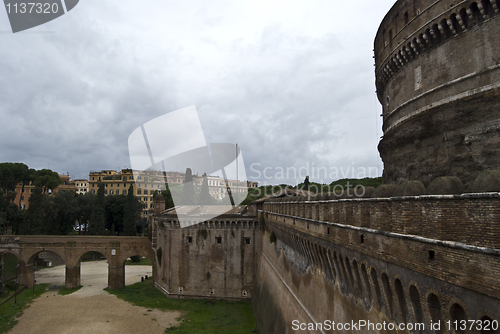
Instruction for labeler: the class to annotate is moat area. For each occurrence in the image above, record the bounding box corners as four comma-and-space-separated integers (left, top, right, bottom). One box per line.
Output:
7, 261, 182, 334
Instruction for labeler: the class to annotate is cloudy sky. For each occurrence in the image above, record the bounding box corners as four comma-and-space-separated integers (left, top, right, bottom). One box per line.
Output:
0, 0, 396, 186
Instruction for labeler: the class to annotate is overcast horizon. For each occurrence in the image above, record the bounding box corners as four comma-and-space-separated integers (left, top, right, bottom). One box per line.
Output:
0, 0, 396, 186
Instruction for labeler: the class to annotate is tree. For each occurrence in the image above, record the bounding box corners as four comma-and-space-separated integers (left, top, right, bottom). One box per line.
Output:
76, 192, 95, 234
50, 191, 79, 235
180, 168, 195, 205
105, 194, 127, 235
32, 169, 62, 193
199, 173, 212, 205
0, 162, 30, 195
22, 186, 50, 234
88, 183, 106, 235
123, 184, 137, 236
158, 183, 175, 210
302, 176, 310, 192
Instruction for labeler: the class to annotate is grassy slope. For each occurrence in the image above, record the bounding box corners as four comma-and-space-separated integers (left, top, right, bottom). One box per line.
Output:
0, 284, 49, 334
107, 280, 258, 333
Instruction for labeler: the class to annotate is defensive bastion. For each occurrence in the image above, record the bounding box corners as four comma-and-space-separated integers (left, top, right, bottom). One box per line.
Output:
375, 0, 500, 187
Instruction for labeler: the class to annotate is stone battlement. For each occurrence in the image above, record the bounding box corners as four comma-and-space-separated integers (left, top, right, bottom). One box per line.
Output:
263, 192, 500, 249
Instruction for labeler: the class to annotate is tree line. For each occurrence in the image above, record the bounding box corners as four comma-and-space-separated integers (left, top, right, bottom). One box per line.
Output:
0, 163, 143, 236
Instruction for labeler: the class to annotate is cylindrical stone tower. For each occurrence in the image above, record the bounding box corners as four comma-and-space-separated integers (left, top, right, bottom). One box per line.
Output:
375, 0, 500, 187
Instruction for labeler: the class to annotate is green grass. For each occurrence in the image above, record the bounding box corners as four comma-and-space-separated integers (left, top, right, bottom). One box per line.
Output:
107, 280, 258, 333
125, 258, 152, 266
58, 286, 83, 295
2, 254, 19, 277
0, 284, 49, 334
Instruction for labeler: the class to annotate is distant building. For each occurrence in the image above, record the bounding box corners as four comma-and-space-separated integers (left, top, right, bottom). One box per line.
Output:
88, 169, 259, 216
73, 179, 89, 194
14, 173, 76, 209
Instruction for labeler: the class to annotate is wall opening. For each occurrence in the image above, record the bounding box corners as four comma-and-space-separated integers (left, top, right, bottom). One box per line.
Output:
352, 260, 363, 300
382, 273, 394, 319
427, 293, 443, 334
371, 268, 383, 311
409, 285, 424, 325
394, 279, 408, 324
361, 264, 372, 307
78, 251, 108, 289
124, 255, 152, 286
450, 303, 467, 334
429, 250, 435, 261
345, 257, 359, 298
480, 315, 499, 333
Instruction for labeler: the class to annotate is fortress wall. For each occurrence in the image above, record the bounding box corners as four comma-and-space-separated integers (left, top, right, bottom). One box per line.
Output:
266, 195, 500, 249
253, 199, 500, 333
154, 218, 259, 299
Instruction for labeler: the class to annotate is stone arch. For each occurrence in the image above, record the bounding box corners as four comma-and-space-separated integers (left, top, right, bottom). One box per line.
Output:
1, 252, 19, 281
370, 267, 383, 311
394, 278, 408, 324
477, 314, 499, 333
439, 19, 451, 38
382, 273, 394, 320
481, 0, 495, 17
27, 248, 66, 266
121, 251, 153, 286
448, 14, 460, 34
338, 253, 351, 294
432, 23, 442, 42
345, 257, 359, 298
458, 8, 470, 29
449, 301, 469, 334
360, 263, 372, 307
409, 284, 424, 325
470, 2, 482, 23
325, 248, 336, 281
352, 259, 363, 300
427, 292, 444, 334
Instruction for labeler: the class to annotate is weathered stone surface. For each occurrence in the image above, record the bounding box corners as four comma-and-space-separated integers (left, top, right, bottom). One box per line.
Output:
375, 0, 500, 187
426, 176, 465, 195
394, 180, 426, 196
468, 170, 500, 193
372, 184, 397, 198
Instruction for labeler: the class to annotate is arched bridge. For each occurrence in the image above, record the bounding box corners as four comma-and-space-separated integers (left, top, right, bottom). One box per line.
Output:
0, 235, 153, 289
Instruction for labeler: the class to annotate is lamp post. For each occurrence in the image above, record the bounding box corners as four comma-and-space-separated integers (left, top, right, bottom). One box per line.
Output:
33, 264, 36, 293
14, 264, 18, 304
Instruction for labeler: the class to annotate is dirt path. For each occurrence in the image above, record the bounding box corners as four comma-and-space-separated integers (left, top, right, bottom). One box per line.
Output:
7, 261, 182, 334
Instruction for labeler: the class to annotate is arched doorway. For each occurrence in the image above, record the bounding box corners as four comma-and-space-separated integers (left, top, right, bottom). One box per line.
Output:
0, 252, 19, 298
77, 251, 108, 292
123, 254, 152, 286
28, 250, 65, 289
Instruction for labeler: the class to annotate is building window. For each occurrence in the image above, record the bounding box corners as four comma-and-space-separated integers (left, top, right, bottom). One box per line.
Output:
21, 195, 24, 200
144, 190, 148, 195
429, 250, 435, 261
245, 237, 251, 245
116, 190, 120, 195
138, 189, 142, 195
216, 236, 222, 244
187, 236, 193, 243
123, 190, 127, 195
104, 190, 108, 194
